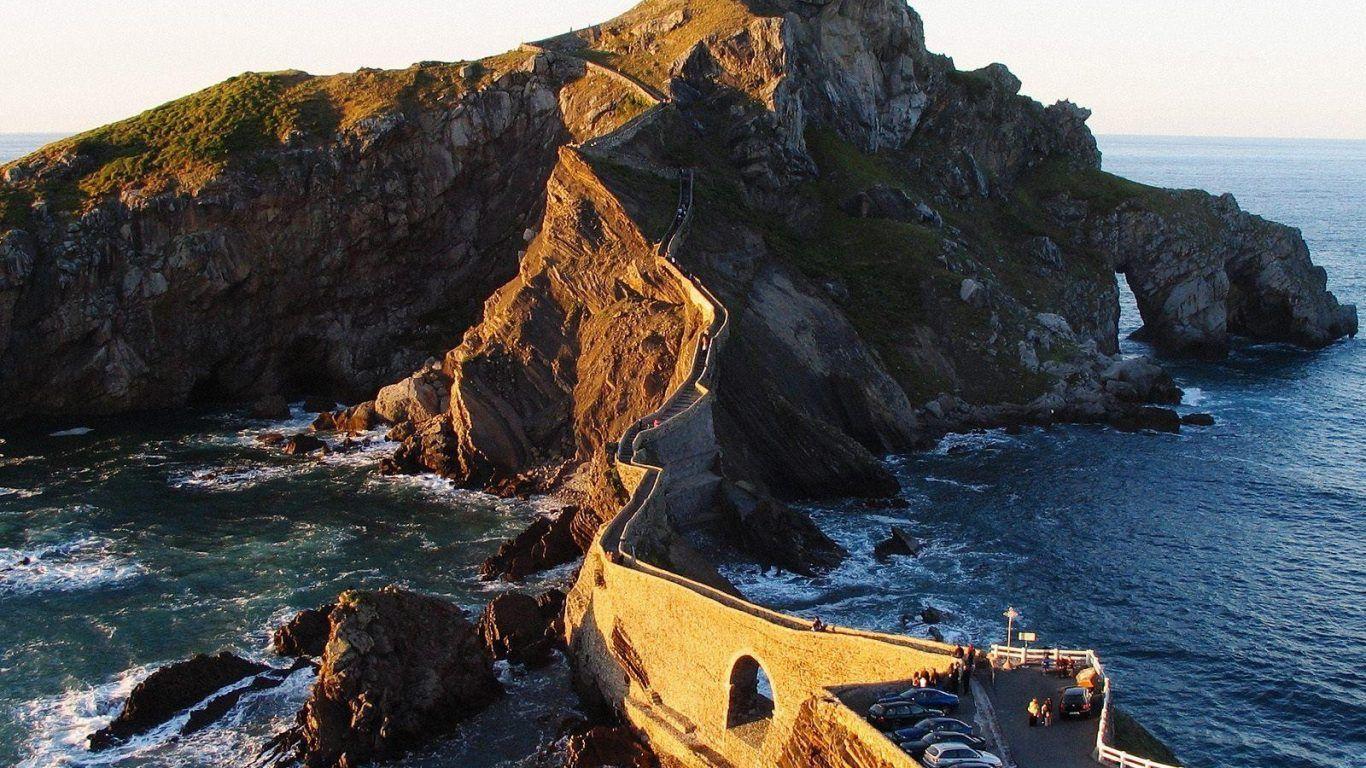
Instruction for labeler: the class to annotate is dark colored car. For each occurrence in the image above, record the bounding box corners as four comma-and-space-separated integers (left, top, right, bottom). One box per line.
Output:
890, 717, 975, 743
900, 731, 989, 759
1059, 686, 1102, 718
878, 687, 961, 713
866, 700, 945, 730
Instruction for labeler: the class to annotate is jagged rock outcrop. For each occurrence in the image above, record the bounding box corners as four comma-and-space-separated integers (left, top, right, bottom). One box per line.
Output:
270, 586, 500, 768
273, 604, 335, 658
357, 0, 1354, 581
717, 480, 847, 575
1090, 191, 1357, 354
88, 652, 267, 750
384, 145, 704, 528
0, 49, 651, 418
475, 589, 566, 667
478, 506, 586, 580
2, 0, 1354, 571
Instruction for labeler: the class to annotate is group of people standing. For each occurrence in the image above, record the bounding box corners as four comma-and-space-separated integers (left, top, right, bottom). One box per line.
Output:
909, 643, 980, 695
1027, 696, 1055, 727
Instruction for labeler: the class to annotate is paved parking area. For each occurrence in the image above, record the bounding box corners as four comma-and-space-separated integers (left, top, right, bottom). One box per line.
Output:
835, 678, 992, 757
983, 667, 1100, 768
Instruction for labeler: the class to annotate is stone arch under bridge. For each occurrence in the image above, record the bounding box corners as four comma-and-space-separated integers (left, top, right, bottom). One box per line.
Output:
725, 652, 776, 732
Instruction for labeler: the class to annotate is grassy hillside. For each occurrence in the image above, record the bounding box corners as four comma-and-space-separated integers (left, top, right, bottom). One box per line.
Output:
0, 51, 534, 219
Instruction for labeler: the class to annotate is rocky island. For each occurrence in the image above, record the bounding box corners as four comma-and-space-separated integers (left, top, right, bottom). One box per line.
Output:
0, 1, 1355, 767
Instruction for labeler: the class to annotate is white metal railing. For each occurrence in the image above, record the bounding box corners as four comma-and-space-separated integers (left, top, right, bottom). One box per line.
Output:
988, 645, 1180, 768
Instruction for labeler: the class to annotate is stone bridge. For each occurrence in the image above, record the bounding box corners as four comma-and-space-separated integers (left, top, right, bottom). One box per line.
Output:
564, 164, 960, 768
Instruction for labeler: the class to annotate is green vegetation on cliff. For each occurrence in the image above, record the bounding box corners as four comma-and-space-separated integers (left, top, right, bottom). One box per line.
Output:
1, 53, 534, 218
548, 0, 757, 90
773, 129, 1076, 405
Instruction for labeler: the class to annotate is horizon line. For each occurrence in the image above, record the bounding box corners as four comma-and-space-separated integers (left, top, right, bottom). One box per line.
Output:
4, 130, 1365, 145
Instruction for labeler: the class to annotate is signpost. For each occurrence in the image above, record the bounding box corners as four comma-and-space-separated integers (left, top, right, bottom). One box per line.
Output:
1018, 631, 1037, 659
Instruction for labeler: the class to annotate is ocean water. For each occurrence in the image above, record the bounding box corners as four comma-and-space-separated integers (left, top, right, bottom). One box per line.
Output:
0, 407, 580, 767
723, 136, 1366, 767
1, 133, 1363, 768
0, 134, 67, 163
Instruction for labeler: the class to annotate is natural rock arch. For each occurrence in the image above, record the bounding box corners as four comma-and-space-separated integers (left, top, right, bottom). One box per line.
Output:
725, 653, 776, 731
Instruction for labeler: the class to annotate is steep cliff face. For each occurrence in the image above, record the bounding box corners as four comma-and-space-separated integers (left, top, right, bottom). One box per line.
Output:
0, 51, 649, 416
2, 0, 1354, 470
385, 144, 704, 528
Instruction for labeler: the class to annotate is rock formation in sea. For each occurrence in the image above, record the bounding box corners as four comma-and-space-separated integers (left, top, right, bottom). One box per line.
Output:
87, 652, 275, 750
267, 586, 501, 768
1, 0, 1358, 759
2, 0, 1354, 578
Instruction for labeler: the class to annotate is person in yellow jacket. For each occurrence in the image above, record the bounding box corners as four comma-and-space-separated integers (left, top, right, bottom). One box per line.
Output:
1027, 697, 1041, 727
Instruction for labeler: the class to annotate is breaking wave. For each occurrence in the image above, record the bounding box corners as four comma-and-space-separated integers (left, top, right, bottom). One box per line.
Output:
0, 536, 144, 596
14, 661, 315, 768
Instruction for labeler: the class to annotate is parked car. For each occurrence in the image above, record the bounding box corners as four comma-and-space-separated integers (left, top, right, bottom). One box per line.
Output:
900, 731, 989, 759
921, 742, 1004, 767
890, 717, 974, 743
877, 687, 961, 713
1059, 686, 1102, 719
866, 700, 945, 730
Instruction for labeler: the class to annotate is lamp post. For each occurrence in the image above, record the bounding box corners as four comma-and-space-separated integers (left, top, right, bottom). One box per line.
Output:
1003, 606, 1020, 649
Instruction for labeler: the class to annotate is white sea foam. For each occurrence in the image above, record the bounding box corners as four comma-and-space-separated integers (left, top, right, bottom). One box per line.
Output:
14, 663, 148, 768
718, 500, 1021, 648
49, 427, 94, 437
167, 464, 296, 491
15, 661, 315, 768
932, 430, 1017, 456
0, 536, 144, 596
924, 476, 991, 492
1183, 387, 1208, 407
0, 486, 42, 499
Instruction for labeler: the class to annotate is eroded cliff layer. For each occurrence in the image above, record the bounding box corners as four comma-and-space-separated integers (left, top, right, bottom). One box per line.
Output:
1, 0, 1355, 486
0, 50, 650, 415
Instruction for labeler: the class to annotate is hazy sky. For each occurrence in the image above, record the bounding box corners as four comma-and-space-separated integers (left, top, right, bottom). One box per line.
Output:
2, 1, 1364, 139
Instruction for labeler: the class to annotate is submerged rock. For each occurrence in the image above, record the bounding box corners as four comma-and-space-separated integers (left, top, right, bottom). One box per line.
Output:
718, 482, 846, 576
281, 433, 326, 455
270, 586, 500, 768
874, 526, 923, 560
479, 506, 584, 581
88, 652, 267, 750
1182, 412, 1216, 427
1111, 406, 1182, 434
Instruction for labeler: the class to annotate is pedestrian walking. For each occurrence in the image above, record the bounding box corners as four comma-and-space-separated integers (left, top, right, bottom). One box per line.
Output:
1027, 698, 1040, 727
1043, 697, 1054, 726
